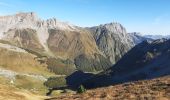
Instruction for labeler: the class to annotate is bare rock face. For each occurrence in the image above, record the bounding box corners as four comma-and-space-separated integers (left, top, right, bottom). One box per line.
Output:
88, 23, 134, 64
0, 12, 134, 73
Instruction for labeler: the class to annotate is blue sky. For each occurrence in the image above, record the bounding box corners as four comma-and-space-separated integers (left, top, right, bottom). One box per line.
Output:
0, 0, 170, 35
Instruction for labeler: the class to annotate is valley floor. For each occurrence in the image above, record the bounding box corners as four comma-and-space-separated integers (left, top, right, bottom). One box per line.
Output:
47, 76, 170, 100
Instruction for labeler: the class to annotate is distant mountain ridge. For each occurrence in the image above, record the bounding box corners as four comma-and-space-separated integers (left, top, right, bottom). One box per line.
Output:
144, 35, 170, 40
128, 32, 153, 45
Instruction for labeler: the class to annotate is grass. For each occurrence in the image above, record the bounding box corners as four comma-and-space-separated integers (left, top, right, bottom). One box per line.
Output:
0, 48, 55, 77
46, 58, 76, 75
0, 83, 47, 100
14, 75, 48, 95
48, 76, 170, 100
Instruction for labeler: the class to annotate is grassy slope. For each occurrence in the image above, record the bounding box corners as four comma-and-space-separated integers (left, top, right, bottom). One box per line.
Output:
0, 82, 48, 100
0, 47, 54, 77
48, 76, 170, 100
0, 46, 55, 95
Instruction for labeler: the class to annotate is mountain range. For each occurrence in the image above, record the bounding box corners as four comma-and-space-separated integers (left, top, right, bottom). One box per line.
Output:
0, 12, 169, 100
0, 12, 135, 74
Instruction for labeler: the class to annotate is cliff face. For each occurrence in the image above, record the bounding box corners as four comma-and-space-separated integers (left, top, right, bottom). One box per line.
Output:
89, 23, 134, 64
0, 12, 134, 73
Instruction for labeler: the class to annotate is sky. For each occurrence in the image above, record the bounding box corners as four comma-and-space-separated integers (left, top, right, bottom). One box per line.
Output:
0, 0, 170, 35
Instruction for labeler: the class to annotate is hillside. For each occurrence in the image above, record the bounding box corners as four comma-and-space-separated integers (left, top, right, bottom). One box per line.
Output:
0, 83, 47, 100
83, 39, 170, 88
0, 41, 56, 95
47, 76, 170, 100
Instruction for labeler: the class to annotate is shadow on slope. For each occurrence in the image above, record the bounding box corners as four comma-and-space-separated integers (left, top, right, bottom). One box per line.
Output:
82, 39, 170, 89
45, 70, 95, 95
66, 70, 95, 89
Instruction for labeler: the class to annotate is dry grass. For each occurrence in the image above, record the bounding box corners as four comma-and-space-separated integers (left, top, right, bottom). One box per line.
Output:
0, 48, 54, 77
48, 76, 170, 100
0, 83, 48, 100
14, 75, 49, 95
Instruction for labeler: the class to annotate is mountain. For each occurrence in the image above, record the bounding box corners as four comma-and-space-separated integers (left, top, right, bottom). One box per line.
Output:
88, 23, 134, 64
83, 38, 170, 88
0, 12, 170, 99
0, 12, 134, 73
129, 32, 153, 44
0, 12, 136, 95
144, 35, 170, 40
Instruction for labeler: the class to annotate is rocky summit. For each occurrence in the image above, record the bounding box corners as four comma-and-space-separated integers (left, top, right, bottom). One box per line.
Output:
88, 23, 134, 64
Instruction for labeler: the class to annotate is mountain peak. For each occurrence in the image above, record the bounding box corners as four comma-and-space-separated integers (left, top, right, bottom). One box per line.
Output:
0, 12, 77, 32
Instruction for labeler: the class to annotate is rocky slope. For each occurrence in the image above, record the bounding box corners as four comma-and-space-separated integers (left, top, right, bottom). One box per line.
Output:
83, 38, 170, 88
48, 76, 170, 100
88, 23, 134, 64
0, 12, 134, 73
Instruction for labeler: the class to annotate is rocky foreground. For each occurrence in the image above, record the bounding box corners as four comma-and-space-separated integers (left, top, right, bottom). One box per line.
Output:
47, 76, 170, 100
